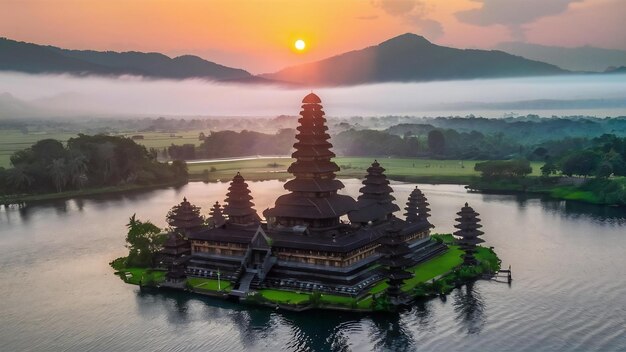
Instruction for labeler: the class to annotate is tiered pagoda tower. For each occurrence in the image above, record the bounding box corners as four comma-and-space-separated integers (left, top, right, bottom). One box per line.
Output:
264, 93, 356, 230
453, 202, 485, 266
404, 186, 431, 224
166, 197, 205, 235
349, 160, 400, 224
377, 221, 415, 304
223, 172, 260, 226
161, 197, 202, 266
208, 201, 226, 228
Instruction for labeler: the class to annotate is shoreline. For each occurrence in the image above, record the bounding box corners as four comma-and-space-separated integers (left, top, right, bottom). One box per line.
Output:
3, 155, 623, 207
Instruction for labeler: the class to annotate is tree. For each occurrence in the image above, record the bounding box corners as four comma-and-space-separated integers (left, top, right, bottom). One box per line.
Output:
48, 158, 67, 192
596, 161, 613, 179
125, 214, 166, 267
560, 151, 601, 177
6, 166, 33, 191
170, 160, 188, 181
66, 152, 88, 188
541, 161, 559, 177
474, 159, 532, 178
427, 130, 445, 155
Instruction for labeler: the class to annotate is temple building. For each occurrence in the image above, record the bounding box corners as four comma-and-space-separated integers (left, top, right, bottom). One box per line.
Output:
183, 93, 446, 298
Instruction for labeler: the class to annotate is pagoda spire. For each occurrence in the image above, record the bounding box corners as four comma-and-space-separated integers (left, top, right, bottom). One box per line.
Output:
208, 201, 225, 228
377, 221, 415, 305
404, 186, 431, 223
349, 160, 400, 224
166, 197, 205, 235
223, 172, 260, 226
453, 202, 485, 266
263, 93, 356, 229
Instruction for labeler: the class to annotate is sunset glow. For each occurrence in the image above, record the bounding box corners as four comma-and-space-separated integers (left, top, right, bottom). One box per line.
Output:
295, 39, 306, 51
1, 0, 624, 73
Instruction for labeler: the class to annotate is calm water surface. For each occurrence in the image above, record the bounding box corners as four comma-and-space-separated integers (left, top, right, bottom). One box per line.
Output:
1, 180, 625, 352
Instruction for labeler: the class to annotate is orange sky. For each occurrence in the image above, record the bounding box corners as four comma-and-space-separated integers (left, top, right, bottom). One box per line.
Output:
1, 0, 624, 73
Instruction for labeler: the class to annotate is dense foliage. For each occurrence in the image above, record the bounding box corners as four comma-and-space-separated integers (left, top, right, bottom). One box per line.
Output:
196, 129, 295, 158
0, 134, 187, 195
474, 159, 533, 178
124, 214, 166, 268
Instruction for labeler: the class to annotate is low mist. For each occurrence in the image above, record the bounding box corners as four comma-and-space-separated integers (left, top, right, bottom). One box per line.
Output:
1, 72, 626, 118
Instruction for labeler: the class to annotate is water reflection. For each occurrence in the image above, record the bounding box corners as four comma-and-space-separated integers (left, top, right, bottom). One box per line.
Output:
452, 282, 485, 335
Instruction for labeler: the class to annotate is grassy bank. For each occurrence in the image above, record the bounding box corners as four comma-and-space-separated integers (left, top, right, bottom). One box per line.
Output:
110, 258, 167, 286
469, 176, 626, 206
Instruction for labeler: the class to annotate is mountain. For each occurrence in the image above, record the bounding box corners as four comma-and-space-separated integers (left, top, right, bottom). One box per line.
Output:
262, 33, 567, 86
496, 42, 626, 72
0, 37, 252, 81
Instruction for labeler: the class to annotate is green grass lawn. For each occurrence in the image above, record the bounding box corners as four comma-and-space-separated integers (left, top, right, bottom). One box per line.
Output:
369, 246, 464, 294
186, 277, 232, 292
258, 289, 311, 304
120, 268, 166, 285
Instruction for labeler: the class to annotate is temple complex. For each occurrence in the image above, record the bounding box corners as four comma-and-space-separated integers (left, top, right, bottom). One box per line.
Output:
175, 93, 446, 299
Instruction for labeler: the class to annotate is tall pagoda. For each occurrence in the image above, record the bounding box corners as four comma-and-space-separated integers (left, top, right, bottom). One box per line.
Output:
453, 202, 485, 266
349, 160, 400, 224
377, 221, 415, 305
208, 201, 226, 228
404, 186, 431, 224
264, 93, 356, 230
223, 172, 260, 226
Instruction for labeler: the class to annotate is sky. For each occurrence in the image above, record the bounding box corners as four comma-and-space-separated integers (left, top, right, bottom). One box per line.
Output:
1, 0, 625, 73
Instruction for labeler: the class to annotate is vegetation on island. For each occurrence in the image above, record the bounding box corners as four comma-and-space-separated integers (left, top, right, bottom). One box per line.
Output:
110, 214, 168, 285
0, 134, 188, 202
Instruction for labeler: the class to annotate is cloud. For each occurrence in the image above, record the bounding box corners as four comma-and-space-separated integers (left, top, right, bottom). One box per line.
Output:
373, 0, 417, 16
355, 15, 379, 20
372, 0, 444, 40
456, 0, 583, 40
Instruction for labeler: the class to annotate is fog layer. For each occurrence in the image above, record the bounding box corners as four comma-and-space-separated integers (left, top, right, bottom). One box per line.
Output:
1, 72, 626, 118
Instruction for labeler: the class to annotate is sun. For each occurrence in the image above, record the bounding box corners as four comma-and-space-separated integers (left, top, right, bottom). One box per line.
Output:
294, 39, 306, 51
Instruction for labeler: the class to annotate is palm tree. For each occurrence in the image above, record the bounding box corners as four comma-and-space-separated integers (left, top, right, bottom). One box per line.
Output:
6, 166, 34, 192
48, 158, 67, 192
67, 152, 88, 188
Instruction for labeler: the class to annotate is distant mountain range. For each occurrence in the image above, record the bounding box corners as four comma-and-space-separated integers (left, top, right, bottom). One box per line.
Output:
496, 42, 626, 72
262, 33, 566, 86
1, 33, 612, 87
0, 37, 253, 81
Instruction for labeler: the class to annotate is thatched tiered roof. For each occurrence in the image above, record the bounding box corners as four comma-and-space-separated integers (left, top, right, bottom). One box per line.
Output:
377, 221, 415, 300
349, 160, 400, 223
166, 197, 205, 234
264, 93, 356, 225
223, 172, 260, 226
453, 202, 485, 265
405, 186, 431, 224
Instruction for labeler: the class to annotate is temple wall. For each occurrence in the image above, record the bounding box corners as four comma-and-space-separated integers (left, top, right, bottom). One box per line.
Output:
191, 240, 247, 257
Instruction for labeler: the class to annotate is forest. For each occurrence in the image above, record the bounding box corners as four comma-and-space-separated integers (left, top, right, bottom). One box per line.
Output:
0, 134, 187, 196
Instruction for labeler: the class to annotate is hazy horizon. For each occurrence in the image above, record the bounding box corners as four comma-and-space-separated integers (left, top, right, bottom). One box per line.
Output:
1, 71, 626, 119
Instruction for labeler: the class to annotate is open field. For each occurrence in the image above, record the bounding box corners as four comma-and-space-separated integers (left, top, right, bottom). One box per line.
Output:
187, 157, 545, 183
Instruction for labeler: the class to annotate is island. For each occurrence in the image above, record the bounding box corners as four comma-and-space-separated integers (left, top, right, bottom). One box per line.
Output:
111, 93, 501, 312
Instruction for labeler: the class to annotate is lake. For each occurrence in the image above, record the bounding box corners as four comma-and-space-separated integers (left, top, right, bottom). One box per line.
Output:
1, 180, 625, 351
